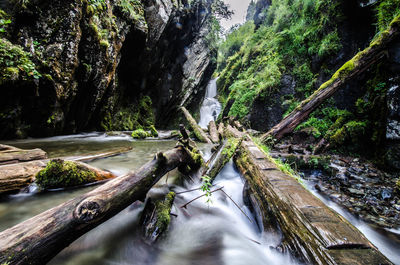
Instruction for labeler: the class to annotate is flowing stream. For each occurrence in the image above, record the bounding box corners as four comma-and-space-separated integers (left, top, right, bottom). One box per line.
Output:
198, 79, 222, 129
1, 79, 399, 264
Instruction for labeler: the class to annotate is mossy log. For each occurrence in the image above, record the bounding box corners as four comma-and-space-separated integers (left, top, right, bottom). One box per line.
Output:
181, 107, 212, 143
141, 191, 176, 243
234, 139, 392, 264
0, 144, 47, 165
224, 124, 245, 138
205, 138, 241, 182
208, 120, 220, 143
0, 146, 194, 265
262, 15, 400, 142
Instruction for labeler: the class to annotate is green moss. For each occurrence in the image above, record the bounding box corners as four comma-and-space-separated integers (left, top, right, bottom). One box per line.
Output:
131, 128, 151, 139
149, 125, 158, 137
101, 95, 155, 132
155, 192, 175, 232
99, 39, 110, 48
189, 147, 204, 167
376, 0, 400, 32
36, 159, 97, 189
0, 38, 41, 85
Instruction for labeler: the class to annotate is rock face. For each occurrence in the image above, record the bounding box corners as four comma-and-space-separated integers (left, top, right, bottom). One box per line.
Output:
0, 0, 215, 139
246, 0, 270, 26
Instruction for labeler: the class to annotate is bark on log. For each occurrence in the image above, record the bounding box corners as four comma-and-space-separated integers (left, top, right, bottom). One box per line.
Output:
224, 124, 245, 138
261, 15, 400, 142
208, 121, 220, 143
0, 144, 47, 165
0, 146, 194, 265
217, 123, 225, 139
181, 107, 212, 143
234, 139, 392, 265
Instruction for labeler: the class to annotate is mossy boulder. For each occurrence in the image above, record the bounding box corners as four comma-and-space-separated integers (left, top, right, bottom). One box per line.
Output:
131, 128, 151, 139
36, 159, 97, 189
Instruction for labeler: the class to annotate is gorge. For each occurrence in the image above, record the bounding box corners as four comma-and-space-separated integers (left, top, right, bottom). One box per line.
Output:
1, 0, 400, 264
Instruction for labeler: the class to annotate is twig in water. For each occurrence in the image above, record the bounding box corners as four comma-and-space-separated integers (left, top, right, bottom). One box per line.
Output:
219, 189, 253, 224
165, 172, 170, 184
244, 235, 261, 245
180, 187, 224, 209
176, 184, 216, 195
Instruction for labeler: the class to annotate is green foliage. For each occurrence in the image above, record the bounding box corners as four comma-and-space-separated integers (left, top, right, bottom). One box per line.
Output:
117, 0, 146, 23
101, 95, 155, 132
376, 0, 400, 32
217, 0, 343, 122
0, 10, 11, 34
201, 175, 213, 204
0, 38, 41, 85
36, 159, 97, 189
296, 107, 351, 138
86, 0, 107, 15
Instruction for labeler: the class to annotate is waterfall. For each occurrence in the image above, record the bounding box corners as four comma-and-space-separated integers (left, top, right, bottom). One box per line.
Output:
198, 79, 222, 129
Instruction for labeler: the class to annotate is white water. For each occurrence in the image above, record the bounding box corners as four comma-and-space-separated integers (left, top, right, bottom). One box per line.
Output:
161, 161, 298, 265
198, 79, 222, 129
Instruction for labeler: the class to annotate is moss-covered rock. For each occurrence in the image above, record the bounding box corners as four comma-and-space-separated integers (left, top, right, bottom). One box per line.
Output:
131, 128, 151, 139
36, 159, 97, 189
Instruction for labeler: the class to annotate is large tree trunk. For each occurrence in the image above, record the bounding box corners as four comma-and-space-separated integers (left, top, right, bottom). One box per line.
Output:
262, 15, 400, 142
181, 107, 212, 143
0, 146, 194, 265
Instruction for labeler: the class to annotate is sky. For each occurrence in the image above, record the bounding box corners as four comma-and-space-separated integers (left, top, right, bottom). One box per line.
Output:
221, 0, 253, 30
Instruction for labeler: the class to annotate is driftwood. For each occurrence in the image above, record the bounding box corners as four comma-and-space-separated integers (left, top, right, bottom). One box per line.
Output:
181, 107, 212, 143
0, 144, 47, 165
0, 160, 47, 194
261, 15, 400, 142
208, 120, 220, 143
0, 146, 194, 265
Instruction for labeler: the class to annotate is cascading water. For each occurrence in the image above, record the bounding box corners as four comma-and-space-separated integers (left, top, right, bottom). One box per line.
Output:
159, 161, 298, 265
198, 79, 222, 129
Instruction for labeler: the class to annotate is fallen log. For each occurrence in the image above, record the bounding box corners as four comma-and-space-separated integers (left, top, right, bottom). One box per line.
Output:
205, 138, 241, 182
0, 144, 47, 165
234, 139, 392, 264
181, 107, 212, 143
0, 145, 195, 264
208, 121, 220, 143
261, 15, 400, 142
